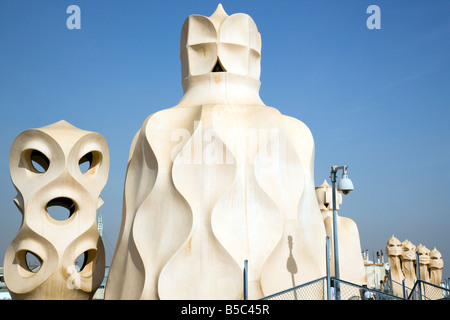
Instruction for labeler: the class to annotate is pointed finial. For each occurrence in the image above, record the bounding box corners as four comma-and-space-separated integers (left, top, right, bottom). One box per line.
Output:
209, 3, 229, 30
211, 3, 228, 17
317, 179, 331, 188
43, 120, 77, 130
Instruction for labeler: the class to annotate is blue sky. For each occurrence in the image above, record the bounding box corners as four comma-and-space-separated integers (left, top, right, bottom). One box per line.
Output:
1, 0, 449, 283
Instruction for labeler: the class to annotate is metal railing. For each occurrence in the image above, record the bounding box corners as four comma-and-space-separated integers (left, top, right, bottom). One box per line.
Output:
260, 277, 404, 300
259, 276, 450, 300
333, 278, 404, 300
390, 279, 413, 299
261, 277, 328, 300
408, 279, 450, 300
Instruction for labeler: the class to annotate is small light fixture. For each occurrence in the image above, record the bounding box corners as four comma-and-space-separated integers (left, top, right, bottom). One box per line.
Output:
337, 167, 354, 195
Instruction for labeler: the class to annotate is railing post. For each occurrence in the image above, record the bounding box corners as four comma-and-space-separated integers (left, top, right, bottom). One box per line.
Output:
388, 268, 393, 295
402, 279, 407, 299
447, 278, 450, 299
326, 236, 331, 300
243, 260, 248, 300
416, 252, 422, 300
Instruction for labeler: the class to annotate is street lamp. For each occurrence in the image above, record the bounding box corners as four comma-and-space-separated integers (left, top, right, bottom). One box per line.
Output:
330, 165, 354, 300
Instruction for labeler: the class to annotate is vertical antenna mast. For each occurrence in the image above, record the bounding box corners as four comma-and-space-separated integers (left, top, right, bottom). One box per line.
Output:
97, 212, 103, 237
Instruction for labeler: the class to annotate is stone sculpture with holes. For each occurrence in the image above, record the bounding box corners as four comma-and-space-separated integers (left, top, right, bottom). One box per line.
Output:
4, 120, 109, 299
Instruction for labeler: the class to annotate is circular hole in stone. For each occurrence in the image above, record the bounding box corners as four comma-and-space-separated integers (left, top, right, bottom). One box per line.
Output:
79, 152, 93, 174
78, 151, 101, 174
25, 251, 42, 273
74, 251, 88, 272
46, 197, 76, 221
30, 150, 50, 173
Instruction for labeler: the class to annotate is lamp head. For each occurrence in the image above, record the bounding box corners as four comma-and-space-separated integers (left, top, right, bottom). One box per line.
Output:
337, 169, 354, 195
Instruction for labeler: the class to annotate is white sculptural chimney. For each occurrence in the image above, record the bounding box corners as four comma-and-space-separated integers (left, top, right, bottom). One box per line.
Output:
106, 4, 327, 300
178, 4, 263, 107
4, 120, 108, 299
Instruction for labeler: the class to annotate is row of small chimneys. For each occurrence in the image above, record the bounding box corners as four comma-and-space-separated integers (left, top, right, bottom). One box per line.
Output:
362, 249, 385, 264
